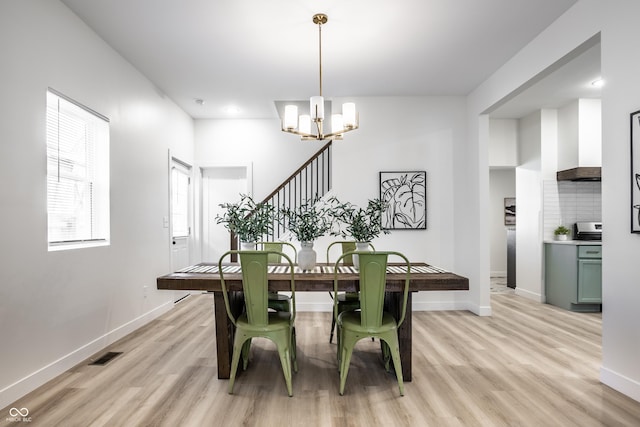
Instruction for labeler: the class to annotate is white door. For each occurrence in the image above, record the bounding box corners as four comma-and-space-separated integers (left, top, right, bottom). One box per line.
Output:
201, 166, 250, 263
171, 161, 192, 273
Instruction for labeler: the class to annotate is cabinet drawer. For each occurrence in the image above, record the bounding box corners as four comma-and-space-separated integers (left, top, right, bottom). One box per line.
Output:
578, 246, 602, 259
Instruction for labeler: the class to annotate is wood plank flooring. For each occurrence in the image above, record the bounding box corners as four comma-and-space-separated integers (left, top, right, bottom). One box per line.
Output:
2, 292, 640, 426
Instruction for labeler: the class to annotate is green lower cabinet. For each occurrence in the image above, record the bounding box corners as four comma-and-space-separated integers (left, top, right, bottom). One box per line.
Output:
545, 243, 602, 312
577, 259, 602, 303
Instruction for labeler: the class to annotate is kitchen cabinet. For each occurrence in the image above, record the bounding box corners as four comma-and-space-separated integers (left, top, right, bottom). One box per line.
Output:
545, 242, 602, 312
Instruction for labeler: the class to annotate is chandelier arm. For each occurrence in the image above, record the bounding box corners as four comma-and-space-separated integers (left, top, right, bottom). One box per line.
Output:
318, 19, 323, 97
281, 127, 316, 139
324, 126, 359, 140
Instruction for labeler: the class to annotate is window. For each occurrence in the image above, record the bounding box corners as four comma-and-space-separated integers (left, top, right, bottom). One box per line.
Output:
46, 89, 110, 250
171, 165, 190, 238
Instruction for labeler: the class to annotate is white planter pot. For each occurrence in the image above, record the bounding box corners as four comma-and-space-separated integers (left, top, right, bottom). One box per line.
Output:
240, 241, 257, 250
555, 234, 569, 241
298, 241, 317, 271
353, 241, 372, 269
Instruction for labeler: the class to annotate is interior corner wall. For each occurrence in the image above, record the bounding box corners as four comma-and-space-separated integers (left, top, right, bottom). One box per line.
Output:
468, 0, 640, 403
0, 1, 194, 408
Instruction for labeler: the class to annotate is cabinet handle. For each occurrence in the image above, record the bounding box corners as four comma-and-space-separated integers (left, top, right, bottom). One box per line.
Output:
586, 251, 599, 254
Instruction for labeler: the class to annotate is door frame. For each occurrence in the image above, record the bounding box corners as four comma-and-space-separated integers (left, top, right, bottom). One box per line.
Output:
198, 163, 253, 263
168, 153, 195, 272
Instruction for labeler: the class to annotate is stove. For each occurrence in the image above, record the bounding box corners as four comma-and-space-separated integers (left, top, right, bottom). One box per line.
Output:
574, 221, 602, 241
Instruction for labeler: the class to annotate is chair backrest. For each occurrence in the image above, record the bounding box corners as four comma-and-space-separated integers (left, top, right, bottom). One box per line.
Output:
218, 250, 296, 327
257, 241, 298, 263
333, 251, 410, 328
326, 241, 375, 265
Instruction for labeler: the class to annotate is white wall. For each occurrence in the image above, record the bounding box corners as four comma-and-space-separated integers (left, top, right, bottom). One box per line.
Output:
194, 119, 320, 200
489, 119, 519, 167
468, 0, 640, 402
558, 100, 580, 170
489, 169, 515, 276
515, 111, 543, 301
558, 98, 602, 169
598, 0, 640, 402
194, 96, 471, 312
0, 1, 194, 408
489, 118, 518, 277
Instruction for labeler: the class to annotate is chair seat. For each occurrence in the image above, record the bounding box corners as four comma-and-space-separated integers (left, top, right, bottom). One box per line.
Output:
338, 311, 398, 334
237, 311, 292, 332
268, 292, 291, 312
337, 292, 359, 302
268, 292, 291, 302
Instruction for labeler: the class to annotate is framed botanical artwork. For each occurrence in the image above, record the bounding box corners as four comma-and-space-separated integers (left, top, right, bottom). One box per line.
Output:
504, 197, 516, 226
631, 110, 640, 232
379, 171, 426, 230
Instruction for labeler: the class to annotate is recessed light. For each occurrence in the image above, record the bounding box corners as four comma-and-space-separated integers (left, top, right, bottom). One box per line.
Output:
195, 98, 205, 106
224, 105, 241, 115
591, 78, 604, 88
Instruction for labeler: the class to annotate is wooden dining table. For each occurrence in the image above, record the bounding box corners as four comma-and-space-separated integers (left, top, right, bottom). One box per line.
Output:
156, 262, 469, 381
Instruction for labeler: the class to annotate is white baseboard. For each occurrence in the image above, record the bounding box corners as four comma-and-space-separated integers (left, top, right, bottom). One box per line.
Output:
0, 301, 174, 410
515, 287, 544, 302
601, 366, 640, 403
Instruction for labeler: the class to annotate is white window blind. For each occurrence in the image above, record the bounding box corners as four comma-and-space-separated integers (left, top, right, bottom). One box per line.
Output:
46, 89, 110, 248
171, 166, 190, 238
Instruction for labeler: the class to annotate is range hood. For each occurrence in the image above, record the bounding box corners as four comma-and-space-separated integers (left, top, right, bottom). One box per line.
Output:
556, 167, 601, 181
556, 99, 602, 182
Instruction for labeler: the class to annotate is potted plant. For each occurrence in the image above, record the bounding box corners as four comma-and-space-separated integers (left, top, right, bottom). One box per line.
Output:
330, 198, 389, 266
554, 225, 571, 241
279, 196, 334, 270
216, 194, 275, 248
330, 198, 389, 243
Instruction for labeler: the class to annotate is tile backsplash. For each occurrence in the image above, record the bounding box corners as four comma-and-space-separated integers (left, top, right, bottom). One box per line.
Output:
543, 180, 602, 240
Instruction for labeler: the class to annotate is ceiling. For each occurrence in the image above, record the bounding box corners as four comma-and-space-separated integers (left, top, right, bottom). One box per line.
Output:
60, 0, 586, 120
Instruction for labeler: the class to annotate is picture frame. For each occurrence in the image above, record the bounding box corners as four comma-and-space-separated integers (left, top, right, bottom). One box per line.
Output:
379, 171, 426, 230
631, 110, 640, 233
504, 197, 516, 226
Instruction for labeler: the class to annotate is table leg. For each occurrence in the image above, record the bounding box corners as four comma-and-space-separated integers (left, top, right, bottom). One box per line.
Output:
213, 291, 244, 379
213, 292, 232, 379
399, 292, 412, 382
385, 291, 413, 381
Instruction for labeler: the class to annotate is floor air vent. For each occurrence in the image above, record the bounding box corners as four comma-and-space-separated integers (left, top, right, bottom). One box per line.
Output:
89, 351, 123, 366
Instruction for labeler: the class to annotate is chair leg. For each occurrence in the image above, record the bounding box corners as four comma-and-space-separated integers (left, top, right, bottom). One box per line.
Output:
291, 326, 298, 373
381, 340, 391, 372
329, 316, 336, 343
241, 338, 252, 370
383, 333, 404, 396
228, 334, 247, 395
275, 334, 294, 397
338, 332, 356, 395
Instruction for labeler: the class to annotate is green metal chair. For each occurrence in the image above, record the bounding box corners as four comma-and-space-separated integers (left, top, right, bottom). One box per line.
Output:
218, 250, 297, 396
257, 241, 297, 313
326, 241, 375, 343
333, 251, 410, 396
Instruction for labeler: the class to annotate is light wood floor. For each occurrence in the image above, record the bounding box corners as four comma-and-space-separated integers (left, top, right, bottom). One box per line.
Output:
3, 292, 640, 427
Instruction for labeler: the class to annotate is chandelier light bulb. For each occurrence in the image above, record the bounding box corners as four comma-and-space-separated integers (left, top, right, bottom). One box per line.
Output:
284, 105, 298, 130
342, 103, 357, 129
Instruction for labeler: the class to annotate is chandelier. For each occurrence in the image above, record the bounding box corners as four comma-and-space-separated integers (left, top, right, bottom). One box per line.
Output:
282, 14, 359, 141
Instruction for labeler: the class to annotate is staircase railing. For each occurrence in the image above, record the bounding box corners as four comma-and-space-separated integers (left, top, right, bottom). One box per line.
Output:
230, 140, 332, 251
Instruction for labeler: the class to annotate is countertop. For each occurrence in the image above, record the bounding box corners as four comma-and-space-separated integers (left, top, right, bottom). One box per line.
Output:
544, 240, 602, 245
